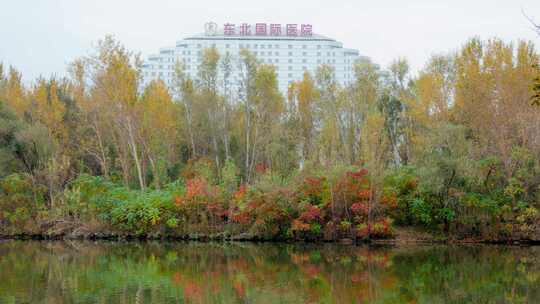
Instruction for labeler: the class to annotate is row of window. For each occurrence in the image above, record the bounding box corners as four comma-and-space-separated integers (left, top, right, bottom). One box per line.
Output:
144, 72, 353, 83
148, 57, 348, 70
197, 43, 330, 50
150, 57, 174, 62
178, 50, 341, 57
144, 63, 353, 77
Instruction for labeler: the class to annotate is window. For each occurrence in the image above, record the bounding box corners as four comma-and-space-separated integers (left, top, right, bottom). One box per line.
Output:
288, 59, 293, 63
302, 52, 307, 56
288, 73, 292, 77
226, 44, 230, 48
317, 52, 321, 56
254, 51, 258, 55
246, 44, 250, 48
288, 66, 292, 70
302, 45, 307, 49
288, 45, 293, 49
268, 44, 272, 49
239, 44, 243, 48
261, 44, 265, 49
254, 44, 258, 48
275, 51, 279, 56
275, 59, 279, 63
197, 44, 201, 48
275, 44, 279, 48
288, 52, 293, 56
302, 59, 307, 63
317, 45, 321, 49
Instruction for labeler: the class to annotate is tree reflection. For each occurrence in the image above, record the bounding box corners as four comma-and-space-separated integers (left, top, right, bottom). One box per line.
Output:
0, 241, 538, 303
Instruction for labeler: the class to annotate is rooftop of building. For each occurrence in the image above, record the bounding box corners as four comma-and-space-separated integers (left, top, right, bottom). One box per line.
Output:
180, 32, 336, 43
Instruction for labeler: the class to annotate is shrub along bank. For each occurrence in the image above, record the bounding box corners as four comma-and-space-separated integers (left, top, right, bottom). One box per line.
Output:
1, 159, 538, 242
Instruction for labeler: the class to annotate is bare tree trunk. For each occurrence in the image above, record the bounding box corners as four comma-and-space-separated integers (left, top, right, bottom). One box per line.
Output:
222, 103, 231, 160
126, 116, 145, 190
91, 115, 109, 177
185, 103, 196, 157
245, 99, 251, 182
207, 108, 221, 169
110, 128, 131, 187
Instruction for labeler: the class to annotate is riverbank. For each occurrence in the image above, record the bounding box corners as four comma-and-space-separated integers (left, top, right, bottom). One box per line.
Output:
2, 226, 538, 245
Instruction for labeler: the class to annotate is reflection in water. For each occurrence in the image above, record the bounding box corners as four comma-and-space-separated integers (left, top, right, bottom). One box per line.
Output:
0, 241, 538, 303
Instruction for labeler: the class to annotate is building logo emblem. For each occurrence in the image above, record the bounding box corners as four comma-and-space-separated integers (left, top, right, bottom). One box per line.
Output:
204, 22, 218, 36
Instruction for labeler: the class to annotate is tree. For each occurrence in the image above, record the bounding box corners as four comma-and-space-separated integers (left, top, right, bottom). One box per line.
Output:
315, 64, 345, 165
288, 71, 317, 168
0, 101, 25, 176
3, 67, 28, 118
237, 49, 259, 181
350, 57, 381, 164
454, 39, 540, 177
173, 61, 197, 157
250, 64, 284, 177
80, 35, 144, 188
379, 58, 412, 167
140, 79, 179, 188
533, 64, 540, 106
198, 47, 223, 169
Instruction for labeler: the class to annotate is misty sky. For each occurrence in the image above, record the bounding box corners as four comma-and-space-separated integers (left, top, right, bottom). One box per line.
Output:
1, 0, 539, 82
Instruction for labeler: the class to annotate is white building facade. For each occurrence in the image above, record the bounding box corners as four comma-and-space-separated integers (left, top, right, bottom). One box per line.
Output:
142, 22, 360, 95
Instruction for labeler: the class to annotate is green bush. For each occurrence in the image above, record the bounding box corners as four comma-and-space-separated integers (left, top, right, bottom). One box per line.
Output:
0, 174, 46, 233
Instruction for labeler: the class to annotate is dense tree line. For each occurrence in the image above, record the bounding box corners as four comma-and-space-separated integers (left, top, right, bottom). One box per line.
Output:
0, 36, 539, 241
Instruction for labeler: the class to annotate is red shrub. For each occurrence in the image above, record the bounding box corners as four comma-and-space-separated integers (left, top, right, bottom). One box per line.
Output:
255, 163, 268, 174
186, 177, 207, 200
291, 219, 311, 232
299, 204, 321, 222
380, 195, 397, 208
357, 189, 371, 200
233, 184, 247, 201
301, 177, 326, 197
174, 196, 184, 207
232, 211, 250, 225
351, 202, 369, 215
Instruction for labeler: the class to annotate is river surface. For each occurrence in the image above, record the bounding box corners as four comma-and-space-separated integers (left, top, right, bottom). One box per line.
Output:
0, 240, 538, 303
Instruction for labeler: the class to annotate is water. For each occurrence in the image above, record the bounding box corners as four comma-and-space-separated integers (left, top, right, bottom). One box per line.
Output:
0, 241, 538, 303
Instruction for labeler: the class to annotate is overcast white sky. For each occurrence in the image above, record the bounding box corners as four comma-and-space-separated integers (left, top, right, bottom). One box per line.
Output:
1, 0, 539, 82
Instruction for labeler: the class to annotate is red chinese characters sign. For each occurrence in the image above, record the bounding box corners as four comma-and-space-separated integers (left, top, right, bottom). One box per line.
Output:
221, 23, 313, 36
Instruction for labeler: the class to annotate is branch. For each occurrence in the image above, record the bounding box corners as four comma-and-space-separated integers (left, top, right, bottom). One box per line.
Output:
522, 8, 540, 35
